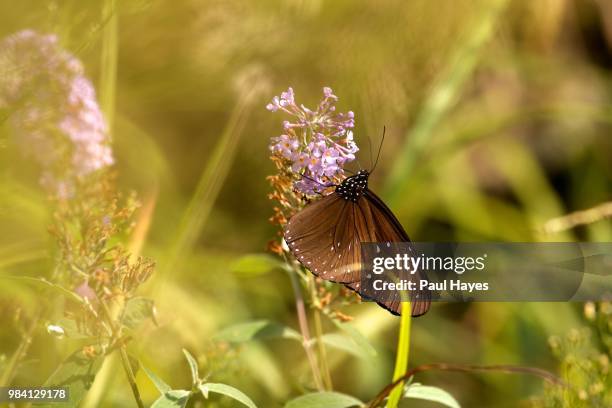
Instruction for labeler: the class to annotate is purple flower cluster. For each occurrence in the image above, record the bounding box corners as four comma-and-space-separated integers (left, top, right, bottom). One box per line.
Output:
0, 30, 113, 192
268, 87, 358, 195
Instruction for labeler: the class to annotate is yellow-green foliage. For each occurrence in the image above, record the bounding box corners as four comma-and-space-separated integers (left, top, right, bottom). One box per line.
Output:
0, 1, 610, 407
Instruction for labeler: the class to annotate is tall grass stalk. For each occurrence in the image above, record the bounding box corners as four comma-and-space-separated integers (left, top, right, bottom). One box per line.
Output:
99, 0, 118, 131
385, 0, 508, 203
386, 301, 412, 408
159, 92, 252, 285
286, 265, 325, 391
310, 280, 333, 390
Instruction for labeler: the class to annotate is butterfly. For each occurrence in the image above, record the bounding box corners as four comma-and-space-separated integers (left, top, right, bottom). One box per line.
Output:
283, 169, 430, 316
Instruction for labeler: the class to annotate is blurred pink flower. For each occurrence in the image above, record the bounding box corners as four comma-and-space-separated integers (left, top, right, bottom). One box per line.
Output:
0, 29, 113, 192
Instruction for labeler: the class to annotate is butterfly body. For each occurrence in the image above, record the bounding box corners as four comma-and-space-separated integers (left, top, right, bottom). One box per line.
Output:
336, 170, 369, 202
284, 171, 430, 317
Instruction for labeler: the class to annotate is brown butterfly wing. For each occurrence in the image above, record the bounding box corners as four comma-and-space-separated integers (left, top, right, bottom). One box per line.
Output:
284, 189, 430, 317
344, 190, 431, 316
284, 193, 362, 283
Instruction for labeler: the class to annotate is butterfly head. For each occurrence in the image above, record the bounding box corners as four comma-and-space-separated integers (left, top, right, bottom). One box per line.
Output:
336, 170, 369, 202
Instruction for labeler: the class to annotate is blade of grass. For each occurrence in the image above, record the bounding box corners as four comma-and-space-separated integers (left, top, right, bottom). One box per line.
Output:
0, 243, 47, 270
157, 90, 254, 284
385, 0, 508, 203
0, 179, 48, 227
99, 0, 118, 131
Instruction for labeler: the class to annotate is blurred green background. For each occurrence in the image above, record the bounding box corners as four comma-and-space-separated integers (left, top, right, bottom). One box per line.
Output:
1, 0, 611, 406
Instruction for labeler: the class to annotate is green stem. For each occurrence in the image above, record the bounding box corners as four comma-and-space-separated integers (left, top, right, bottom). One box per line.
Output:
99, 300, 144, 408
386, 302, 412, 408
286, 264, 325, 391
118, 345, 144, 408
312, 302, 333, 390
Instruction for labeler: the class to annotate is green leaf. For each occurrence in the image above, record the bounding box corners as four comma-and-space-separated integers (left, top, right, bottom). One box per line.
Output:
121, 297, 156, 329
143, 365, 171, 394
182, 349, 199, 385
403, 383, 461, 408
230, 254, 283, 276
151, 390, 191, 408
200, 383, 257, 408
214, 320, 301, 343
332, 321, 377, 358
284, 392, 363, 408
42, 347, 104, 407
317, 333, 372, 359
99, 0, 118, 129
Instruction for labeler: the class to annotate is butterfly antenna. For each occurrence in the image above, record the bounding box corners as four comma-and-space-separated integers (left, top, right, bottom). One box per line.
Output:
300, 172, 337, 188
370, 126, 385, 174
367, 132, 374, 170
